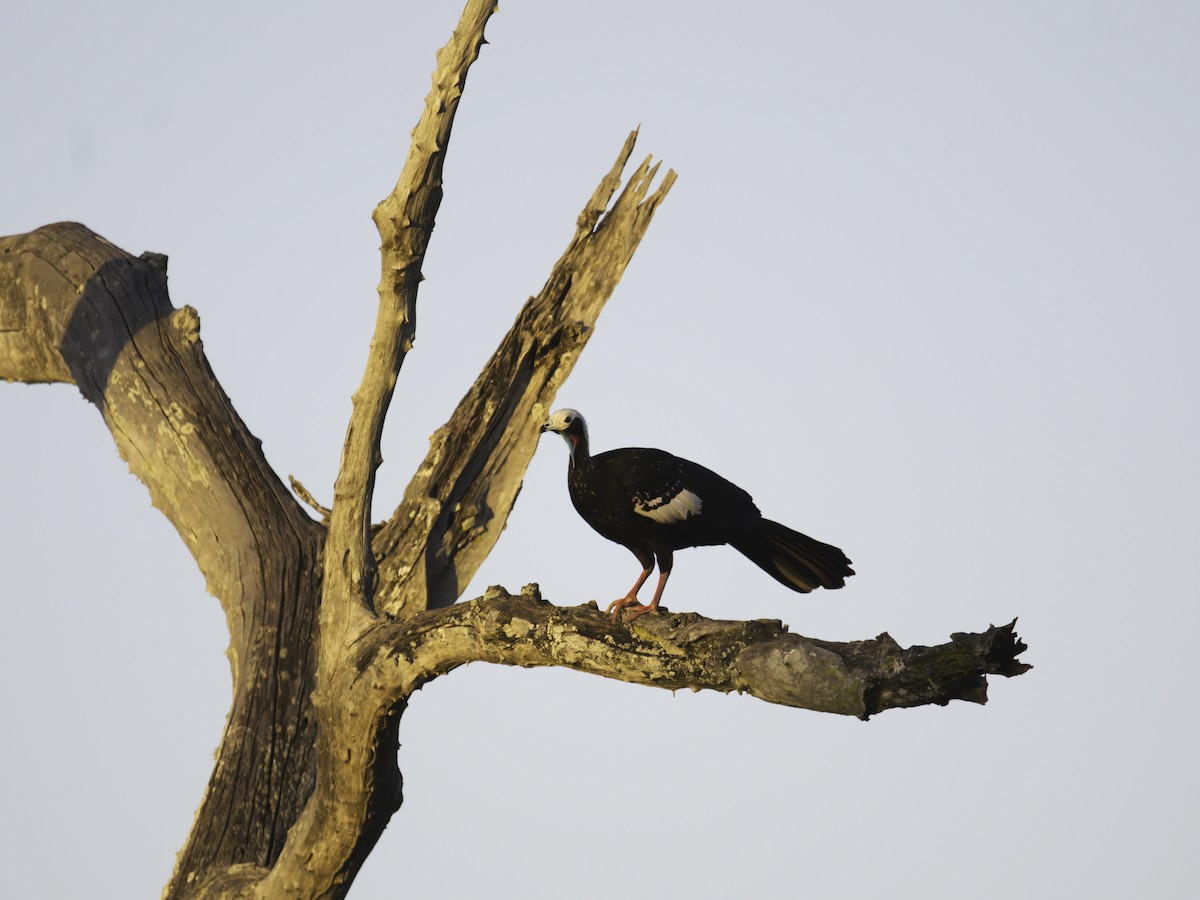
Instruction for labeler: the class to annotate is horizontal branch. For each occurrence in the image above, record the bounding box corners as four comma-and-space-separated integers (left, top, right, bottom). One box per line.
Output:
360, 586, 1031, 719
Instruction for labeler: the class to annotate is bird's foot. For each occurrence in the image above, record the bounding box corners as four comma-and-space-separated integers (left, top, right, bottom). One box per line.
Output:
605, 595, 645, 623
606, 595, 662, 624
604, 600, 652, 628
622, 602, 658, 624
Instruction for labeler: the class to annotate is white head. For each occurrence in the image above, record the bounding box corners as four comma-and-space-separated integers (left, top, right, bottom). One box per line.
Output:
540, 408, 589, 462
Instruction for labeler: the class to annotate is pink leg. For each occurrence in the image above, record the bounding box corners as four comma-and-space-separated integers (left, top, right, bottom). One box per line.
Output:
621, 570, 670, 623
605, 567, 653, 622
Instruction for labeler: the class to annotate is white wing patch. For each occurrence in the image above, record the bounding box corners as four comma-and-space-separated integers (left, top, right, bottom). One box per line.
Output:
634, 489, 703, 524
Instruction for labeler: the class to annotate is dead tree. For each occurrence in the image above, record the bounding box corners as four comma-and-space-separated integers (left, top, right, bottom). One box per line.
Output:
0, 2, 1029, 897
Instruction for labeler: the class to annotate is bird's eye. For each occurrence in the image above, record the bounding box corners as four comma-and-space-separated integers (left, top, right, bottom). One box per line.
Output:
565, 415, 574, 423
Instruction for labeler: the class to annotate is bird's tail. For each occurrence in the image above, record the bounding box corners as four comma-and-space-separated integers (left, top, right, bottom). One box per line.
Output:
729, 519, 854, 593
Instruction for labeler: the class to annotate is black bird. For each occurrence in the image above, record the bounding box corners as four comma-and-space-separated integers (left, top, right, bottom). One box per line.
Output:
540, 408, 854, 622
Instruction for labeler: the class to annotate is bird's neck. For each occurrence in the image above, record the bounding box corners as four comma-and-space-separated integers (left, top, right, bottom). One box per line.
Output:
565, 431, 591, 470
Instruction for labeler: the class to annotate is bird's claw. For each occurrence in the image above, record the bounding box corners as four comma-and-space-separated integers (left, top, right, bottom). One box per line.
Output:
621, 603, 656, 624
605, 595, 645, 623
605, 596, 661, 624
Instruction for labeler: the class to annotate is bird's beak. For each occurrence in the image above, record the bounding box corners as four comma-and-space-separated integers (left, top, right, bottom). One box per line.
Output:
539, 422, 550, 434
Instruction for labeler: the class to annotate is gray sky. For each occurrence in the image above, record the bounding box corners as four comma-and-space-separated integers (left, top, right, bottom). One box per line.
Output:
2, 1, 1197, 897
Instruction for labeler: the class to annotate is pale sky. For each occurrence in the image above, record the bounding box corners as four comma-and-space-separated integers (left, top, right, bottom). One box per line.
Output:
2, 2, 1197, 898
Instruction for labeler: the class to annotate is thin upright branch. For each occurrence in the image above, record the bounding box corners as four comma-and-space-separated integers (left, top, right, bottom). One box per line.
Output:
323, 0, 496, 625
256, 4, 498, 897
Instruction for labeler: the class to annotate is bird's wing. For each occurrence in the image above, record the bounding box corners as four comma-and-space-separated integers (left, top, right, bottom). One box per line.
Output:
610, 449, 706, 525
593, 447, 761, 529
634, 485, 703, 524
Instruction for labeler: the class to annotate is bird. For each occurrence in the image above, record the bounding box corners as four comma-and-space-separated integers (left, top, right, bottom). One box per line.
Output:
539, 408, 854, 623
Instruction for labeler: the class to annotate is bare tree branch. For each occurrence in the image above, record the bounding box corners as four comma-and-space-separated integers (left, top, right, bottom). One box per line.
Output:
324, 0, 496, 625
251, 3, 496, 897
0, 225, 317, 625
256, 127, 676, 900
357, 586, 1030, 719
290, 475, 332, 521
0, 222, 326, 894
0, 27, 680, 900
0, 222, 321, 660
371, 132, 677, 617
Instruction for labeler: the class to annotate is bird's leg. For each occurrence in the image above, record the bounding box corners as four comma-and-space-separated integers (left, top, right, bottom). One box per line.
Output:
621, 570, 670, 623
605, 566, 653, 622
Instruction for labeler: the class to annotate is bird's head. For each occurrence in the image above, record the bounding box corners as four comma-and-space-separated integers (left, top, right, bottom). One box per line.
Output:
540, 408, 588, 462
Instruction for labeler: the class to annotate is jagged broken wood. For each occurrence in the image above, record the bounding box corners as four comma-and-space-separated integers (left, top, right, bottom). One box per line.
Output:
359, 585, 1029, 719
0, 0, 1032, 897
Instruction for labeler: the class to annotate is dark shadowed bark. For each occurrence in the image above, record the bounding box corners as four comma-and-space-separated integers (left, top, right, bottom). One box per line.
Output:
0, 2, 1031, 897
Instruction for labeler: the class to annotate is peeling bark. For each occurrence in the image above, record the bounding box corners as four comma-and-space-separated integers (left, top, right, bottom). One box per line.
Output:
0, 1, 1032, 897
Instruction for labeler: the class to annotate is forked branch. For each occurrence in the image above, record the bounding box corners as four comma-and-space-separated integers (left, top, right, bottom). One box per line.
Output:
259, 127, 676, 900
371, 131, 676, 617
